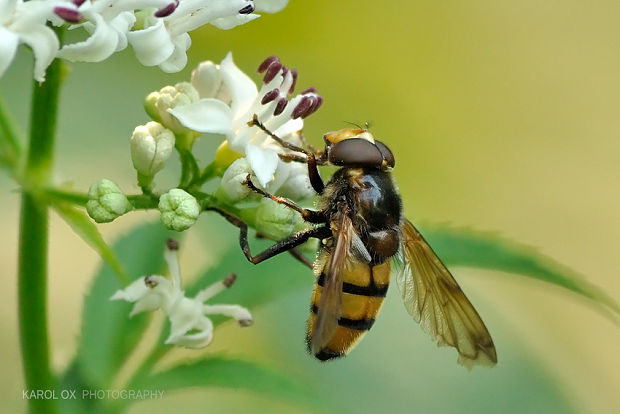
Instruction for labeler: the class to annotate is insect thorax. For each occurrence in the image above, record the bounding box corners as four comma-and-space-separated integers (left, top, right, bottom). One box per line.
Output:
321, 167, 403, 264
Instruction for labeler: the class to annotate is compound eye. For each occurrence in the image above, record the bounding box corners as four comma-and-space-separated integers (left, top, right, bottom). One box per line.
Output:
328, 138, 384, 167
375, 140, 395, 167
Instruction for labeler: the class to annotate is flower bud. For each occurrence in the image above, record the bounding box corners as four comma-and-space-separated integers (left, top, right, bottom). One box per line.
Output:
215, 158, 257, 202
159, 188, 200, 231
144, 82, 200, 134
254, 198, 304, 241
276, 162, 315, 201
130, 122, 175, 177
86, 179, 133, 223
191, 61, 231, 102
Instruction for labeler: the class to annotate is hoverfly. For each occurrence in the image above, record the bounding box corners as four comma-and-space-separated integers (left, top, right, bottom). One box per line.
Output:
209, 115, 497, 367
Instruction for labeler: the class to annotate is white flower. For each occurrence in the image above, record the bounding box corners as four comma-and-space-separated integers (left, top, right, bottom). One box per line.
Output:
0, 0, 61, 82
169, 53, 322, 195
1, 0, 290, 81
128, 0, 260, 72
110, 239, 253, 348
56, 0, 139, 63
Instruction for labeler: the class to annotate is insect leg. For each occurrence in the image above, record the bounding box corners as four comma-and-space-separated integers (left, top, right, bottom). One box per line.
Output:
207, 207, 330, 265
257, 231, 314, 269
242, 174, 326, 223
249, 115, 326, 194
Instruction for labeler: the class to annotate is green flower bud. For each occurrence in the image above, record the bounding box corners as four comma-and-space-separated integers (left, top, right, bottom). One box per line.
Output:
159, 189, 200, 231
215, 158, 257, 202
254, 198, 305, 241
144, 82, 199, 134
130, 122, 175, 177
86, 179, 133, 223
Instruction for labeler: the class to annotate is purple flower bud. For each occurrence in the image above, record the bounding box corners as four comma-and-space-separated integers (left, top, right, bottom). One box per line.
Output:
288, 69, 298, 94
263, 60, 282, 83
301, 87, 317, 95
258, 56, 279, 73
155, 0, 179, 17
238, 3, 255, 14
261, 89, 280, 104
292, 96, 312, 119
54, 6, 82, 23
274, 97, 288, 116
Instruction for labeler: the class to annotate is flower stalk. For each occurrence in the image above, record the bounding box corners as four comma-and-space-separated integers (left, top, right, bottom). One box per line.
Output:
18, 29, 65, 414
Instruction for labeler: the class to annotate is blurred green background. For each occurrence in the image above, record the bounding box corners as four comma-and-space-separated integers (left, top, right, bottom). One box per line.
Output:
2, 0, 620, 412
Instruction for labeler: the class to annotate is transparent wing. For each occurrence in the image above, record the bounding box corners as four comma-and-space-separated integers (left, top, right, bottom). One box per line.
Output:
395, 219, 497, 368
310, 212, 352, 355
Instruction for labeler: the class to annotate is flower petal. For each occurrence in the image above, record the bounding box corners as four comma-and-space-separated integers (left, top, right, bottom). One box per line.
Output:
18, 24, 60, 82
0, 26, 18, 79
158, 33, 191, 73
110, 275, 175, 316
166, 315, 213, 348
273, 118, 303, 138
246, 143, 279, 187
57, 12, 119, 62
109, 11, 135, 52
254, 0, 288, 13
127, 19, 174, 66
220, 52, 258, 121
210, 13, 259, 30
168, 98, 233, 134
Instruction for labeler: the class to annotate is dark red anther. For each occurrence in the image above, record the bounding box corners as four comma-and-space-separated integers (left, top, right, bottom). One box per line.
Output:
223, 273, 237, 288
72, 0, 86, 7
258, 56, 278, 73
263, 60, 282, 83
54, 6, 82, 23
302, 95, 323, 118
274, 97, 288, 116
261, 89, 280, 104
292, 96, 313, 119
238, 3, 254, 14
288, 69, 298, 94
166, 238, 179, 251
301, 87, 317, 94
155, 0, 179, 17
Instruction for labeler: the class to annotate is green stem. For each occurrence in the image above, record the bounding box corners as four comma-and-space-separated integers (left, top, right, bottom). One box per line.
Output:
188, 161, 220, 191
43, 188, 159, 210
18, 32, 64, 414
0, 89, 24, 172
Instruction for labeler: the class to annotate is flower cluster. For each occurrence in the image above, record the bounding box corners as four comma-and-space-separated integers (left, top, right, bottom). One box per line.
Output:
111, 239, 252, 348
170, 53, 322, 197
1, 0, 288, 82
87, 52, 322, 242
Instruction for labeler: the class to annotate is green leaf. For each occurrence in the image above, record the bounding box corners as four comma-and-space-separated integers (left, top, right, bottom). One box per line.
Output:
423, 225, 620, 318
72, 222, 175, 388
130, 356, 315, 408
52, 203, 127, 282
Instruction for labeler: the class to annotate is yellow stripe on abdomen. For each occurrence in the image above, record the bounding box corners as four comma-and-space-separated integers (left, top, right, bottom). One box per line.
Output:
307, 261, 391, 360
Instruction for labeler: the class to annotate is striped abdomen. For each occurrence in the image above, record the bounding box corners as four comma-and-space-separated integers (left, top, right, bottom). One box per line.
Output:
307, 260, 391, 360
